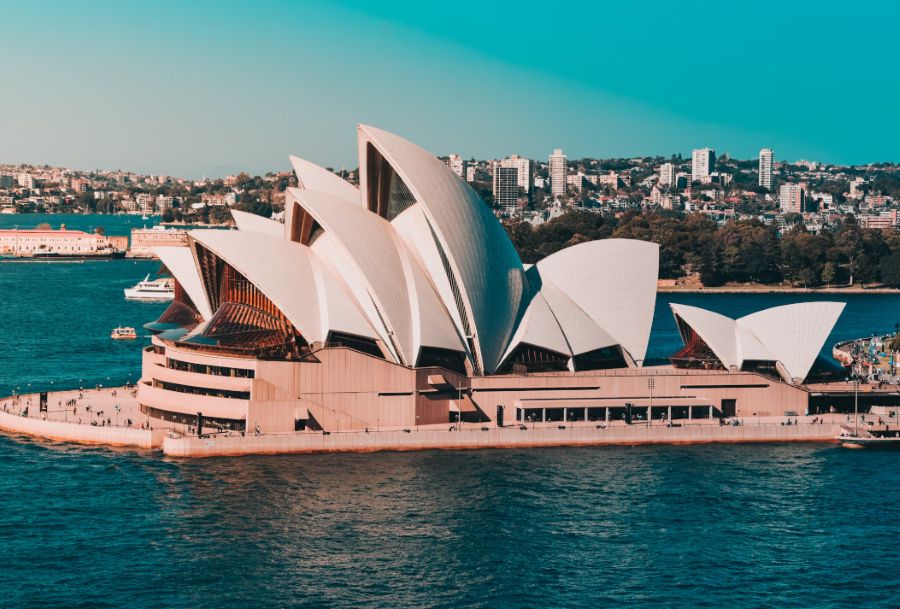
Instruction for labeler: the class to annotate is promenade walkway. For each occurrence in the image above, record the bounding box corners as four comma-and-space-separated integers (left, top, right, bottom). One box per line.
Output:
0, 387, 165, 448
0, 386, 863, 457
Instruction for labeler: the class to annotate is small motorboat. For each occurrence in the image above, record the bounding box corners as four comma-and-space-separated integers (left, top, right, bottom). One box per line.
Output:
111, 326, 137, 340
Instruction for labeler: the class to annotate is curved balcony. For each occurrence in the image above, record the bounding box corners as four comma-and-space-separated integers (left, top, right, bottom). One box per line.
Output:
138, 381, 249, 420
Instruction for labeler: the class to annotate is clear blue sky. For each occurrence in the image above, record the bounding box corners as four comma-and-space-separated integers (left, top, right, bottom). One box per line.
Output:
2, 0, 897, 177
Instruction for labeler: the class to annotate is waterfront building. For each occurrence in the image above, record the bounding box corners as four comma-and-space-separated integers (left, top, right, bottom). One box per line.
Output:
0, 226, 124, 256
129, 226, 189, 257
137, 125, 850, 436
691, 148, 715, 183
549, 149, 567, 197
759, 148, 774, 190
658, 162, 674, 187
779, 183, 805, 213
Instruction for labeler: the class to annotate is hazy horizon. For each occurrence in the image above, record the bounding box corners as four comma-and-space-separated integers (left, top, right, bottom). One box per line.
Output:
3, 0, 898, 178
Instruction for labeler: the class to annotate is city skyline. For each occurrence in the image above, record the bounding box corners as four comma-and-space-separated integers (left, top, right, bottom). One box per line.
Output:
2, 0, 899, 178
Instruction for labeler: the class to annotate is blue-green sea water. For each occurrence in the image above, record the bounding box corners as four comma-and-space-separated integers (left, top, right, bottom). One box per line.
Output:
1, 214, 900, 608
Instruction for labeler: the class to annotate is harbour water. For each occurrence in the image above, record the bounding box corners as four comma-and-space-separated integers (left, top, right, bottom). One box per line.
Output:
2, 215, 900, 608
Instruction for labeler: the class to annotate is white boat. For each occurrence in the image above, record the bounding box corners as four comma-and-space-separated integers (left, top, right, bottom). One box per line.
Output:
124, 274, 174, 301
111, 326, 137, 340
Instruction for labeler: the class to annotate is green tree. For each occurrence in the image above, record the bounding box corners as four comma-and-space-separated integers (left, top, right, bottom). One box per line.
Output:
880, 251, 900, 287
821, 261, 837, 287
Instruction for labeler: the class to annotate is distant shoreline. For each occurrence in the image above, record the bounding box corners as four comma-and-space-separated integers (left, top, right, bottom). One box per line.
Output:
658, 284, 900, 294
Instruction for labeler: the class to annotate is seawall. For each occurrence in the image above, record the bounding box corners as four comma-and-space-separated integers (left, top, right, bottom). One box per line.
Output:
0, 409, 163, 449
163, 422, 841, 458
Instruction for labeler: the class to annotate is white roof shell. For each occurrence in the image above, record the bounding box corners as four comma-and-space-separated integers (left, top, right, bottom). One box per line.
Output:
230, 209, 283, 237
189, 230, 377, 344
289, 155, 360, 204
287, 188, 462, 364
535, 239, 659, 365
670, 302, 846, 382
153, 245, 214, 320
358, 124, 525, 373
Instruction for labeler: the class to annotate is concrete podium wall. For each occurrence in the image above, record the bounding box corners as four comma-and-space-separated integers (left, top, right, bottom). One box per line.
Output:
162, 422, 840, 458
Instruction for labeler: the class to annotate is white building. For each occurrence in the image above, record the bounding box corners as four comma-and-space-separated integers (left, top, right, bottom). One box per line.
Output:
465, 165, 476, 182
691, 148, 715, 183
446, 154, 466, 179
759, 148, 774, 190
549, 149, 567, 197
17, 173, 35, 189
658, 162, 675, 187
492, 156, 531, 214
779, 183, 805, 214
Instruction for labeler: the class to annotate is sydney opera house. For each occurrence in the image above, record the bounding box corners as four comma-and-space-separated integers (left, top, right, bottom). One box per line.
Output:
138, 125, 847, 434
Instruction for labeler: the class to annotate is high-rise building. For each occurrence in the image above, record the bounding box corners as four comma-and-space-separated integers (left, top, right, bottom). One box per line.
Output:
493, 166, 520, 215
492, 155, 531, 215
549, 149, 567, 198
691, 148, 715, 183
779, 183, 805, 214
446, 154, 466, 179
758, 148, 774, 190
465, 165, 476, 183
658, 162, 675, 187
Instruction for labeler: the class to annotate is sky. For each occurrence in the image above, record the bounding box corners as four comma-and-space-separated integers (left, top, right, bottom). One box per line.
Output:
1, 0, 898, 177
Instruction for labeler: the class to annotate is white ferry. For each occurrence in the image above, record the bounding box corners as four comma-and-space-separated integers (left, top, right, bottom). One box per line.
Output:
111, 326, 138, 340
124, 274, 175, 301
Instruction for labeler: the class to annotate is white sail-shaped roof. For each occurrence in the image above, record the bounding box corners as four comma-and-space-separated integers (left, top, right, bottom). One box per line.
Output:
289, 155, 359, 204
500, 290, 571, 366
535, 239, 659, 365
190, 230, 377, 344
670, 304, 740, 369
357, 124, 525, 373
287, 188, 462, 365
230, 209, 283, 237
670, 302, 846, 382
536, 276, 619, 358
153, 245, 213, 320
738, 302, 845, 382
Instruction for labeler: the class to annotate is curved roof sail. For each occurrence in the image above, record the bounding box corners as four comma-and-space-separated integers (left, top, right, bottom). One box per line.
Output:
231, 209, 283, 237
670, 302, 846, 383
189, 229, 377, 344
738, 302, 845, 382
357, 124, 525, 373
535, 239, 659, 365
288, 188, 462, 364
153, 245, 214, 320
289, 155, 360, 204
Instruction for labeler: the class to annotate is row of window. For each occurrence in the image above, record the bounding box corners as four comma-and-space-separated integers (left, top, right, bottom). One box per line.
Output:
152, 379, 250, 400
166, 357, 255, 378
